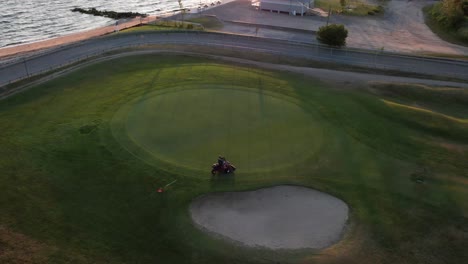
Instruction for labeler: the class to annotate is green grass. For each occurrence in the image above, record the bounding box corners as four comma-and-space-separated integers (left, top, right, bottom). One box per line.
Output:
187, 16, 224, 30
315, 0, 342, 12
113, 86, 323, 174
0, 55, 467, 263
368, 82, 468, 118
119, 24, 185, 33
315, 0, 384, 16
120, 21, 204, 33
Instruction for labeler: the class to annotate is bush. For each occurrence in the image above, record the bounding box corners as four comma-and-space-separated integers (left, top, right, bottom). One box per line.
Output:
316, 24, 349, 47
431, 1, 465, 28
463, 0, 468, 15
424, 3, 468, 45
340, 0, 347, 9
457, 26, 468, 41
374, 6, 384, 13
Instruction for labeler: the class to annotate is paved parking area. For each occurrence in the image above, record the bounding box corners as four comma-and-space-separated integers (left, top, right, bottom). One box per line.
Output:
195, 0, 468, 55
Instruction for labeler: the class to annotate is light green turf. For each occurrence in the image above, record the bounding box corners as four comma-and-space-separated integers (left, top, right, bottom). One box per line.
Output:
0, 55, 467, 264
113, 86, 324, 174
315, 0, 383, 16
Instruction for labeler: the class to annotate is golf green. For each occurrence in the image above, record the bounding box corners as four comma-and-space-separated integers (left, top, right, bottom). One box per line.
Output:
112, 85, 324, 173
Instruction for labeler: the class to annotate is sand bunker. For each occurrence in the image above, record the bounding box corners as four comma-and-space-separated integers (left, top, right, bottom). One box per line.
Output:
190, 185, 349, 249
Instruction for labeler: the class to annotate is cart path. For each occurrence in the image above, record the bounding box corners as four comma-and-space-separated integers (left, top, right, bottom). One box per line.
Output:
2, 49, 467, 101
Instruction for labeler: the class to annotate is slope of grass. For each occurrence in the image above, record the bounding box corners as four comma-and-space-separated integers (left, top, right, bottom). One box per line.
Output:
120, 21, 203, 33
368, 82, 468, 118
187, 16, 224, 30
315, 0, 384, 16
119, 24, 185, 33
0, 55, 467, 263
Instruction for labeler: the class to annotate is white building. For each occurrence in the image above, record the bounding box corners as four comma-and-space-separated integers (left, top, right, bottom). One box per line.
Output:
253, 0, 314, 16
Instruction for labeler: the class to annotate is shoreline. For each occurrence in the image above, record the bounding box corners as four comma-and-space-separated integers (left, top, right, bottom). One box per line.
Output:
0, 1, 234, 61
0, 16, 154, 61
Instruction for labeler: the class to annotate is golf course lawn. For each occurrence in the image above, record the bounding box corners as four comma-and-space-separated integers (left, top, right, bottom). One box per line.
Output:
0, 54, 467, 263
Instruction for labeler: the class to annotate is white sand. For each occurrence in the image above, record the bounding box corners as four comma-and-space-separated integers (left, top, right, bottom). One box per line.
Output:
190, 185, 349, 249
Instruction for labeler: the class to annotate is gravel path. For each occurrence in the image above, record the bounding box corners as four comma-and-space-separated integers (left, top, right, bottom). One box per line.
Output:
190, 185, 349, 249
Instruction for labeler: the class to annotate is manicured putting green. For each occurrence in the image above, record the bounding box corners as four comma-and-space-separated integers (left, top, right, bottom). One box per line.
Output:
112, 85, 324, 173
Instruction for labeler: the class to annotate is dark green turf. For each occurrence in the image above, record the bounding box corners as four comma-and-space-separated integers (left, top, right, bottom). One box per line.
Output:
0, 55, 467, 264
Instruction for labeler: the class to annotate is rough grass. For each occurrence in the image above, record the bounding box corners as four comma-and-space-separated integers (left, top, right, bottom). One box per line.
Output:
187, 16, 224, 30
121, 21, 204, 33
0, 226, 49, 263
0, 55, 467, 263
368, 82, 468, 118
119, 24, 185, 33
153, 20, 204, 30
315, 0, 384, 16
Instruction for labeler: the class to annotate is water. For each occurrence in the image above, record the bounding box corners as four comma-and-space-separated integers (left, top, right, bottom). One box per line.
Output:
0, 0, 217, 48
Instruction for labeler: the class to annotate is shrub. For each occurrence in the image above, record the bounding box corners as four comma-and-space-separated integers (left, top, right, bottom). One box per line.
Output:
431, 0, 465, 28
464, 0, 468, 15
374, 6, 384, 13
457, 26, 468, 41
340, 0, 347, 9
316, 24, 349, 47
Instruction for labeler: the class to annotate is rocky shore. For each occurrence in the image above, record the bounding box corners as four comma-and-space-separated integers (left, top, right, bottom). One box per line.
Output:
71, 7, 148, 19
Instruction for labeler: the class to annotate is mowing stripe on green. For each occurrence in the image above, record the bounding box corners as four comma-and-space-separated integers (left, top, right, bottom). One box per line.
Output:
111, 85, 325, 176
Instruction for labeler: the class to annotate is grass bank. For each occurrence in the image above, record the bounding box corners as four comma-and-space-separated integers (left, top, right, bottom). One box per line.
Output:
315, 0, 384, 16
187, 16, 224, 30
121, 20, 205, 33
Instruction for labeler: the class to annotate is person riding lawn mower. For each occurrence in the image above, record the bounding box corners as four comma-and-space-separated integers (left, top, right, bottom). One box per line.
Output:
212, 156, 236, 175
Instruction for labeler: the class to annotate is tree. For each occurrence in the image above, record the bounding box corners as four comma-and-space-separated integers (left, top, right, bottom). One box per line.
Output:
463, 0, 468, 16
434, 0, 465, 28
316, 24, 348, 47
340, 0, 347, 10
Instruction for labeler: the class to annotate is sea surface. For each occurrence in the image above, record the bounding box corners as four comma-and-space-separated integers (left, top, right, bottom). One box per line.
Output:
0, 0, 220, 48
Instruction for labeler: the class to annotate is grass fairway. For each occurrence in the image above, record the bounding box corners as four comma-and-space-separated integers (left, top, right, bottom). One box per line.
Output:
0, 55, 467, 263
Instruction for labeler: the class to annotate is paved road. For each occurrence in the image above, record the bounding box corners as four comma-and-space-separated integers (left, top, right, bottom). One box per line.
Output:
0, 31, 467, 88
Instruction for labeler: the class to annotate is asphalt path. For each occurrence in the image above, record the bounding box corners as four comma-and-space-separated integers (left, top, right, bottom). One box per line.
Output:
0, 31, 467, 88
